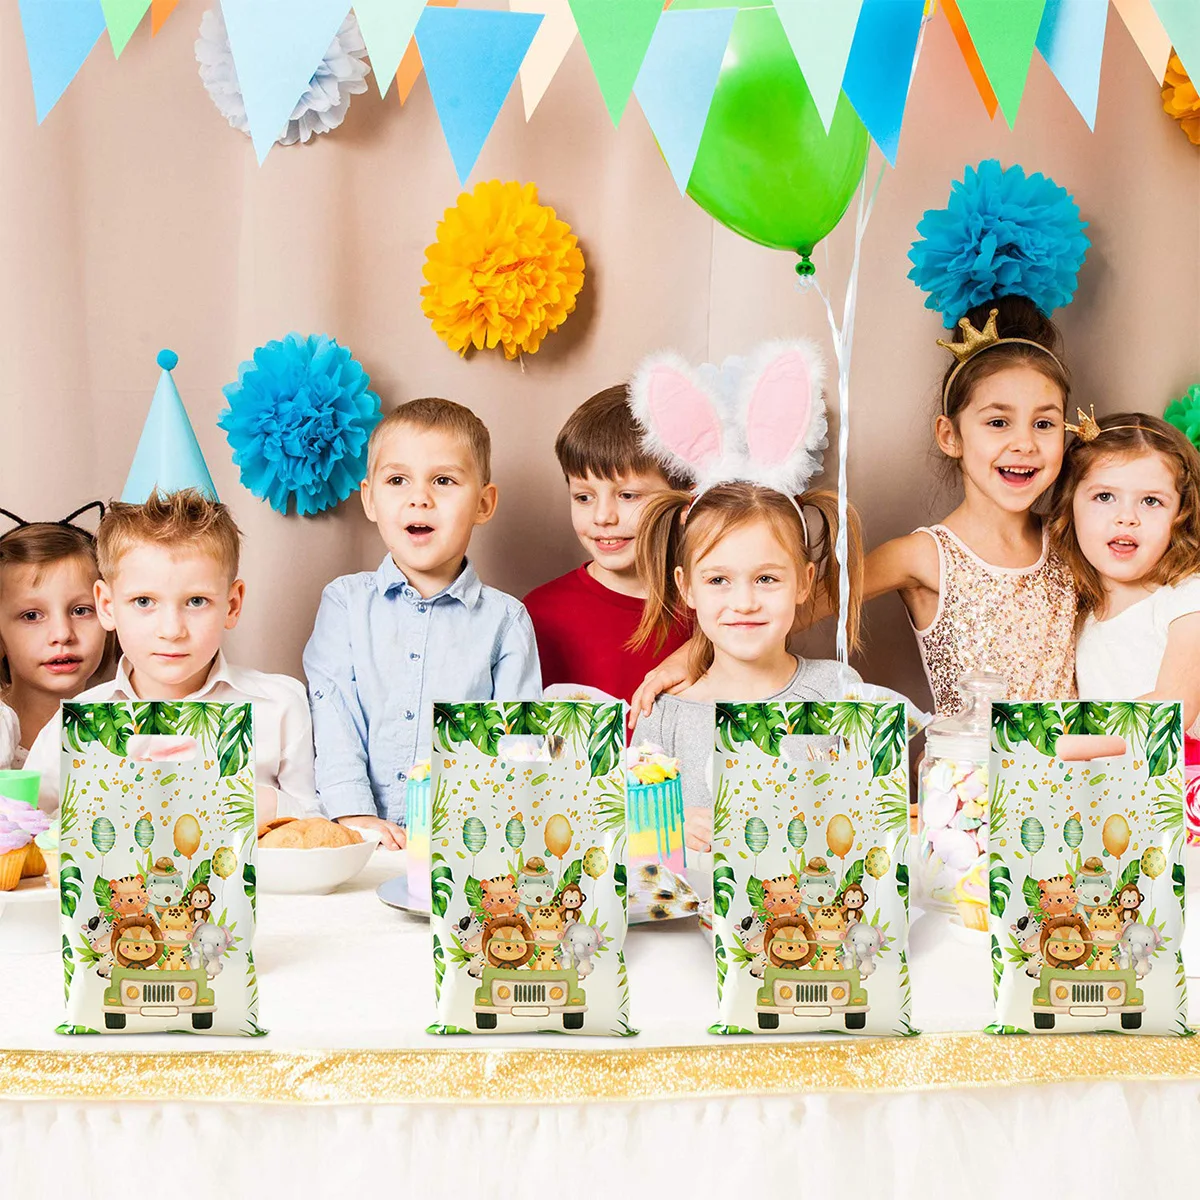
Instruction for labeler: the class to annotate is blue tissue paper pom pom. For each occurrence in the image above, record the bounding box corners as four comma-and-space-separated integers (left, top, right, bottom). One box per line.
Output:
218, 333, 382, 517
907, 160, 1090, 328
157, 348, 179, 371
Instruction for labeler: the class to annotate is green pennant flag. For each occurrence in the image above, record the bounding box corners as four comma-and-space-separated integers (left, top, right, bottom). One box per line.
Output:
100, 0, 150, 57
567, 0, 663, 126
955, 0, 1047, 127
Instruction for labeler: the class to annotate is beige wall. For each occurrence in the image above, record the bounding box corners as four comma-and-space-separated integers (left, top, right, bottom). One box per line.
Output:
2, 7, 1197, 708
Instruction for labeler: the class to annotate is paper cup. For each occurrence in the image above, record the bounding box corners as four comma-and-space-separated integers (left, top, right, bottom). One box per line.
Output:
0, 770, 39, 808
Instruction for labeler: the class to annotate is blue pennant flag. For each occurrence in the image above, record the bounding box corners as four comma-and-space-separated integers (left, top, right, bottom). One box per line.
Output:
123, 351, 219, 503
841, 0, 924, 166
416, 6, 543, 184
19, 0, 106, 123
220, 0, 351, 164
634, 8, 736, 194
1036, 0, 1107, 130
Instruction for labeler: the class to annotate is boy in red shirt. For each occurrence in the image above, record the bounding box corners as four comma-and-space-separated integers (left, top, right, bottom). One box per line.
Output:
524, 385, 692, 701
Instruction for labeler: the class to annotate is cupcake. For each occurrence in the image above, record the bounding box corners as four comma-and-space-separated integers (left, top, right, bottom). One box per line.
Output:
626, 744, 685, 874
0, 819, 29, 891
954, 857, 989, 931
0, 798, 50, 878
35, 819, 60, 887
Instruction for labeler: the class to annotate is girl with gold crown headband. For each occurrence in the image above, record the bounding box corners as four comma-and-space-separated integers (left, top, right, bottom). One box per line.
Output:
625, 340, 865, 852
631, 163, 1088, 719
0, 504, 116, 767
1049, 413, 1200, 837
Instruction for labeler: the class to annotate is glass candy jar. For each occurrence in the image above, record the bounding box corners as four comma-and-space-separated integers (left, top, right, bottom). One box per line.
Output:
916, 671, 1006, 927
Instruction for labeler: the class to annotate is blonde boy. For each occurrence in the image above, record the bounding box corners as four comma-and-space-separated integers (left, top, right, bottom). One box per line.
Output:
523, 384, 691, 701
304, 398, 541, 848
27, 491, 317, 822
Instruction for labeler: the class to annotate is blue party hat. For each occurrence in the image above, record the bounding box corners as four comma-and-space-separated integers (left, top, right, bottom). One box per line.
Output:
122, 350, 219, 503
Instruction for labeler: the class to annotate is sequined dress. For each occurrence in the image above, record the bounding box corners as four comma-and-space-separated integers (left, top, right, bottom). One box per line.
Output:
911, 524, 1077, 714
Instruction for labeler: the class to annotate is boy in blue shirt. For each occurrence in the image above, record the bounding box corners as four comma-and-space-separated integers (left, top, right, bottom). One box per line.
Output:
304, 398, 542, 848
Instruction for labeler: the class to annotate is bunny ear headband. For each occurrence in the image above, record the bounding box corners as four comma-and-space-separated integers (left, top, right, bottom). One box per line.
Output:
630, 339, 828, 521
0, 501, 106, 541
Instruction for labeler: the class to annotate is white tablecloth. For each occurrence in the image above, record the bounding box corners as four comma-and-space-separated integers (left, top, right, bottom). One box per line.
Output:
4, 850, 1200, 1197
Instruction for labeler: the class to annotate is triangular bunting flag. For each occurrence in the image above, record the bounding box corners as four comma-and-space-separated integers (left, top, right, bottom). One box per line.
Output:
220, 0, 351, 164
415, 6, 543, 183
355, 0, 425, 98
1036, 0, 1107, 130
954, 0, 1047, 127
100, 0, 151, 57
18, 0, 106, 123
633, 7, 735, 193
1112, 0, 1171, 81
512, 0, 577, 121
842, 0, 924, 165
942, 0, 999, 119
151, 0, 179, 36
774, 0, 864, 133
123, 351, 219, 503
568, 0, 663, 127
395, 0, 457, 104
1150, 0, 1200, 84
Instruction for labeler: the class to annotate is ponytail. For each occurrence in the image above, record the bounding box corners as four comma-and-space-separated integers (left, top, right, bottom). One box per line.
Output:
629, 487, 693, 656
795, 489, 864, 656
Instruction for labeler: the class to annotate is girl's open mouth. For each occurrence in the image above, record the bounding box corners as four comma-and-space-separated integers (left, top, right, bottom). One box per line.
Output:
42, 655, 83, 675
997, 466, 1038, 486
1108, 537, 1139, 559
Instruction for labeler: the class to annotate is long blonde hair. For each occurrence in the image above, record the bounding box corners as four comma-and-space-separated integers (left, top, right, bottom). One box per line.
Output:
630, 482, 863, 678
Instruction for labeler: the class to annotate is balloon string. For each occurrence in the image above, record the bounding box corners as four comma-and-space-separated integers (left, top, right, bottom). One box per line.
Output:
812, 158, 886, 668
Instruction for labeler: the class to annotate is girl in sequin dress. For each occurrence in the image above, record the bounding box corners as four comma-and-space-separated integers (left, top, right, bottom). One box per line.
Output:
864, 296, 1077, 714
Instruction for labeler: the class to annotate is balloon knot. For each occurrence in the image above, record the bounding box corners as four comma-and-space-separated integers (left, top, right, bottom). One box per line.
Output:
794, 254, 816, 278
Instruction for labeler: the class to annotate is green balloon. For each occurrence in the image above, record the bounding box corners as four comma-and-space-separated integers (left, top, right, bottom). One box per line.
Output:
684, 4, 870, 274
505, 818, 525, 850
463, 817, 487, 856
134, 816, 155, 851
91, 817, 116, 855
1021, 817, 1045, 854
787, 817, 807, 852
745, 816, 769, 856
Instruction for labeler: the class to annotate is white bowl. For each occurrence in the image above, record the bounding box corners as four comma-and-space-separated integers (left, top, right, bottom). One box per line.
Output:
257, 828, 382, 894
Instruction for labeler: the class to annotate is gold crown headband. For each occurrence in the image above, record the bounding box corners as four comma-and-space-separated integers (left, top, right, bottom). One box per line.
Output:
937, 308, 1066, 414
1064, 405, 1155, 445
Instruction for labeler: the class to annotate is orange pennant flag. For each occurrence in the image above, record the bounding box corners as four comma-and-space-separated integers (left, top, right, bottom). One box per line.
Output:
150, 0, 179, 36
395, 0, 458, 105
941, 0, 999, 119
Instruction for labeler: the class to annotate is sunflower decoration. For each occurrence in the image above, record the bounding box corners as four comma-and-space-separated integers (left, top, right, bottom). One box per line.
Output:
421, 180, 585, 361
1162, 53, 1200, 146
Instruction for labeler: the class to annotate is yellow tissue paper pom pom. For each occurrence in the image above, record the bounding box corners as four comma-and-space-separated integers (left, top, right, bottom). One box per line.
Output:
1162, 53, 1200, 146
421, 180, 585, 360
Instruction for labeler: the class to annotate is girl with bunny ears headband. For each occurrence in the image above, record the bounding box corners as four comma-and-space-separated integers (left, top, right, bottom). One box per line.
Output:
626, 341, 865, 852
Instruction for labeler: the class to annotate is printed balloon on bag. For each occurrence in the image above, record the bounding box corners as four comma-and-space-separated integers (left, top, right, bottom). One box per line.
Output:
710, 700, 914, 1036
57, 701, 262, 1036
988, 701, 1188, 1036
428, 701, 633, 1036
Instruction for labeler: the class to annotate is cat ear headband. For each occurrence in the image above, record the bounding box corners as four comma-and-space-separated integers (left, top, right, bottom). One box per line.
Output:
629, 339, 828, 534
0, 501, 106, 540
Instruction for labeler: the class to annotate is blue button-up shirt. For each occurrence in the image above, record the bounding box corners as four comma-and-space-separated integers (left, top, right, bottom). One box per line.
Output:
303, 556, 542, 823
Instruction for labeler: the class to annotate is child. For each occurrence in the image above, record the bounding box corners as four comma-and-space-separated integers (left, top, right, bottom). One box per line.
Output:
304, 398, 542, 848
523, 384, 692, 701
627, 341, 864, 853
0, 504, 114, 765
26, 491, 317, 823
633, 296, 1078, 717
1049, 412, 1200, 726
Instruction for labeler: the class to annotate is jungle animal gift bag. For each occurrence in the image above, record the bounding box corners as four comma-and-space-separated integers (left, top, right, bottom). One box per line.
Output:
428, 701, 633, 1036
58, 701, 262, 1036
710, 700, 914, 1036
988, 701, 1188, 1035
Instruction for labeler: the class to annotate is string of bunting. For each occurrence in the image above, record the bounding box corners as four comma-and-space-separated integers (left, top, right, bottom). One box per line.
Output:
16, 0, 1200, 184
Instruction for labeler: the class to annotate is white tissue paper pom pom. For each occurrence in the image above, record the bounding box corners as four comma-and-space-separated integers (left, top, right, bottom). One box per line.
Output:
196, 8, 371, 147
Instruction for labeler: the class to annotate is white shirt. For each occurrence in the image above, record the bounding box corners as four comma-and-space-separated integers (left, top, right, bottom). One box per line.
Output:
0, 700, 19, 770
25, 652, 318, 817
1076, 576, 1200, 708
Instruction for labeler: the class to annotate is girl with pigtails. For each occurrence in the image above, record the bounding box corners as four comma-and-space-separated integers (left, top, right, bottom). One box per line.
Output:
625, 341, 865, 852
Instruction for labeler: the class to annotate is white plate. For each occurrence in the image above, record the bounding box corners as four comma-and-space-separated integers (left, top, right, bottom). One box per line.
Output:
377, 875, 430, 916
0, 876, 59, 955
257, 828, 382, 894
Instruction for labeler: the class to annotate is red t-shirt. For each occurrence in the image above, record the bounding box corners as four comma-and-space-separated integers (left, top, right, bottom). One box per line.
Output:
524, 565, 690, 703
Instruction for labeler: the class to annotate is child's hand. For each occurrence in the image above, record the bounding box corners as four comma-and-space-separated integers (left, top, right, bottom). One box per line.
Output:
631, 642, 697, 720
684, 806, 712, 853
336, 814, 407, 851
